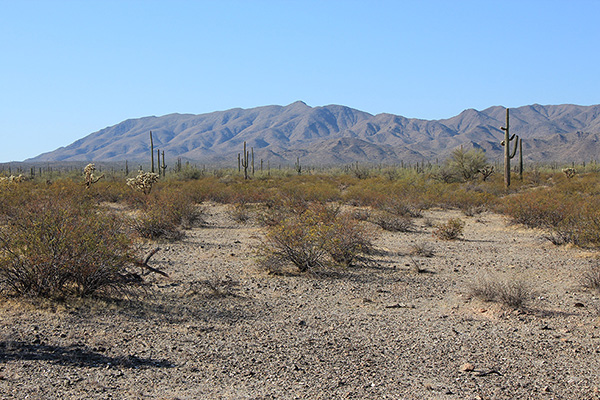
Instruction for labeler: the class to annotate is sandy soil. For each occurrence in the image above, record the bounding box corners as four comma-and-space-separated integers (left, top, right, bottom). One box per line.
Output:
1, 204, 599, 399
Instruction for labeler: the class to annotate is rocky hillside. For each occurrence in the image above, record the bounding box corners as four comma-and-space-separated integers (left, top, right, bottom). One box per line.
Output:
29, 102, 600, 164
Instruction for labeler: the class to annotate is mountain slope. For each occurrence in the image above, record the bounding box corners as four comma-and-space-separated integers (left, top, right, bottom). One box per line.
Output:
29, 102, 600, 164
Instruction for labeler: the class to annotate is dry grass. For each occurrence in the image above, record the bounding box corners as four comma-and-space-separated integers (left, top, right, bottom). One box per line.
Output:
469, 276, 533, 309
409, 242, 435, 258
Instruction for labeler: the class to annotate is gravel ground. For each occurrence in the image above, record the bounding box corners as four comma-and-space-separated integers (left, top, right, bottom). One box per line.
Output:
1, 204, 599, 399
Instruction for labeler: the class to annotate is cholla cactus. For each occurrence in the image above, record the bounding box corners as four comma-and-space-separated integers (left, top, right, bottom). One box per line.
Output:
84, 163, 104, 189
127, 170, 159, 195
0, 174, 26, 184
562, 168, 577, 179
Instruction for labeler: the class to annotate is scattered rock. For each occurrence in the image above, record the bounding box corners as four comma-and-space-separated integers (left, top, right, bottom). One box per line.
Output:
460, 363, 475, 372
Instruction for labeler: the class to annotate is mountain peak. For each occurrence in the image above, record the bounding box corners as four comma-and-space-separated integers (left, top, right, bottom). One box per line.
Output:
287, 100, 310, 108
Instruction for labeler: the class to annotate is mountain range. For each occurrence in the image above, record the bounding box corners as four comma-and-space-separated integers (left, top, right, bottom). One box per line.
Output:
29, 102, 600, 165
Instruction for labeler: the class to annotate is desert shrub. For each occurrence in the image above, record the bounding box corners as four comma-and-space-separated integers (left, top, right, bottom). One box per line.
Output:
439, 184, 496, 215
445, 147, 488, 182
581, 264, 600, 292
372, 211, 414, 232
134, 191, 202, 240
433, 218, 464, 240
228, 202, 252, 224
351, 208, 371, 222
500, 188, 568, 229
88, 179, 130, 203
323, 212, 375, 267
501, 187, 600, 248
469, 276, 532, 309
381, 198, 423, 218
409, 242, 435, 258
0, 195, 138, 298
259, 206, 331, 272
259, 203, 374, 272
277, 176, 341, 204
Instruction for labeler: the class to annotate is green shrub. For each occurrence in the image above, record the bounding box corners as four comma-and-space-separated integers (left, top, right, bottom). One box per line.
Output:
445, 147, 488, 182
0, 195, 137, 298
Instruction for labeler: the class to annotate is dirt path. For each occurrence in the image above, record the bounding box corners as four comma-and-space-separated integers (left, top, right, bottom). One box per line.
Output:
1, 205, 599, 399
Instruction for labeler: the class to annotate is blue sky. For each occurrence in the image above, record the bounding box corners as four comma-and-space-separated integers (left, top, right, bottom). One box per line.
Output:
1, 0, 599, 162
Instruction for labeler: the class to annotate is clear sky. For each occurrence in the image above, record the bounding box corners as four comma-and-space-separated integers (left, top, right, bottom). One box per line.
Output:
1, 0, 599, 162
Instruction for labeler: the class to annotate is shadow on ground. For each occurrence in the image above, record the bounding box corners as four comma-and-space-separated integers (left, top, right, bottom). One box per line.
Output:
0, 341, 173, 368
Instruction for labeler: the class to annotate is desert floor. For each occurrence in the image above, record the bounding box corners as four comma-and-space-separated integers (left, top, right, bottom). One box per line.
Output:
1, 204, 599, 399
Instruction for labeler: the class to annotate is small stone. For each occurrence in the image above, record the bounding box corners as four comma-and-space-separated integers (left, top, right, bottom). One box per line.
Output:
574, 302, 585, 308
460, 363, 475, 372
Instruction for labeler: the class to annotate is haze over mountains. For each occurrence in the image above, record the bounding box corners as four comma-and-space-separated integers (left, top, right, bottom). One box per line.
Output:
29, 102, 600, 165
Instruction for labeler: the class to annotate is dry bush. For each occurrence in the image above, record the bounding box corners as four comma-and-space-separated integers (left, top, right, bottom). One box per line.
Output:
324, 212, 375, 267
0, 195, 138, 298
581, 264, 600, 292
259, 203, 374, 272
133, 191, 203, 240
381, 199, 423, 218
469, 276, 533, 309
409, 242, 435, 258
259, 206, 330, 272
433, 218, 464, 240
372, 212, 414, 232
228, 202, 252, 224
502, 188, 600, 248
351, 208, 371, 222
501, 189, 567, 229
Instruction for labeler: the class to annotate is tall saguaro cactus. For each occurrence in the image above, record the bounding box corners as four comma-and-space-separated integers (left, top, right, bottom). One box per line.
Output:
161, 150, 167, 177
500, 108, 520, 187
241, 141, 249, 179
150, 131, 155, 173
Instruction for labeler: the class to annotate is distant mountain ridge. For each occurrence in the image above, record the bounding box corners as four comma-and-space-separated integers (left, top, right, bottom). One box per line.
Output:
29, 102, 600, 164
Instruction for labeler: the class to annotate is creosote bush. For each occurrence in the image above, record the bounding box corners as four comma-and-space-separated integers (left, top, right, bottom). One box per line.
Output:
133, 191, 202, 240
259, 203, 374, 272
0, 195, 138, 298
433, 218, 465, 240
372, 211, 414, 232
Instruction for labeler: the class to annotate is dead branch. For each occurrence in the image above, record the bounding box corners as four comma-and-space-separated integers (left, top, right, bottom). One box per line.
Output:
136, 247, 169, 278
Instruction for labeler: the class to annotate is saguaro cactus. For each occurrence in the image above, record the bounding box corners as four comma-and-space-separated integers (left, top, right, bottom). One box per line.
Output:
500, 108, 520, 187
150, 131, 155, 173
157, 148, 161, 176
241, 141, 249, 179
161, 150, 167, 177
